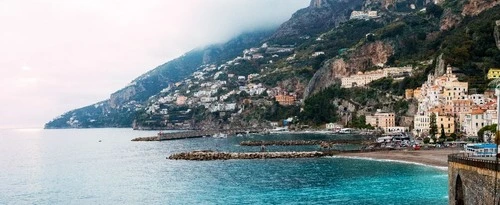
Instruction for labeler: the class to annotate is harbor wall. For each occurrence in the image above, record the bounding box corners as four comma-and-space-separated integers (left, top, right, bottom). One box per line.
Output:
448, 154, 500, 205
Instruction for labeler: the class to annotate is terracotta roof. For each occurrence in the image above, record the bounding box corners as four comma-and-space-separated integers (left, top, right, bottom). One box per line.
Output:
470, 109, 486, 115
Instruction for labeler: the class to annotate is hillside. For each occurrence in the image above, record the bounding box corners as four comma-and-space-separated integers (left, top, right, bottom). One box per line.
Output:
46, 0, 500, 129
45, 30, 273, 128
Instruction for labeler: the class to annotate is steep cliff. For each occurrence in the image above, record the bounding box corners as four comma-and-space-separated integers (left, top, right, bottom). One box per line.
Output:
304, 41, 394, 97
271, 0, 365, 40
461, 0, 500, 16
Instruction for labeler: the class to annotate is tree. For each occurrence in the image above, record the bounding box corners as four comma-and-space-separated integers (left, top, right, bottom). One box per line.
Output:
450, 133, 458, 141
426, 3, 443, 18
440, 124, 446, 139
477, 124, 497, 142
429, 113, 438, 138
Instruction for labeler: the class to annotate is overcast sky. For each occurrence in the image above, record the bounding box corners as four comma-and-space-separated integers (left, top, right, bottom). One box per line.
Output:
0, 0, 309, 129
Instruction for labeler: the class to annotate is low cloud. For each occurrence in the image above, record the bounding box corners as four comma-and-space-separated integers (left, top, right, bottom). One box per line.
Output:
0, 0, 309, 128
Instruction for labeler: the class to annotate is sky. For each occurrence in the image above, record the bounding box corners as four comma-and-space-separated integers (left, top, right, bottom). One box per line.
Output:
0, 0, 310, 129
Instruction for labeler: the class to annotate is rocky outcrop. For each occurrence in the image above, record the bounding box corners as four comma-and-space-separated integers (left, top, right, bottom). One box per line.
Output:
110, 85, 139, 108
304, 41, 394, 98
271, 0, 364, 39
434, 53, 446, 76
462, 0, 500, 16
495, 20, 500, 50
310, 0, 329, 8
379, 0, 396, 9
440, 9, 462, 31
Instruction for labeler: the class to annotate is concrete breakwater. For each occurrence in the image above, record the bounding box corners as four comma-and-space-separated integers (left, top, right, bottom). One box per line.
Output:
131, 136, 159, 141
168, 150, 335, 161
239, 140, 366, 146
131, 128, 263, 141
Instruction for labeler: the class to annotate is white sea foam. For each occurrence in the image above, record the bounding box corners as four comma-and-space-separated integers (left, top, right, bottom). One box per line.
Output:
328, 156, 448, 171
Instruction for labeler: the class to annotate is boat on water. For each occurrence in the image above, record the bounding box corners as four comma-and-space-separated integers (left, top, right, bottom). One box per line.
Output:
269, 126, 289, 133
337, 128, 357, 134
212, 133, 228, 138
376, 132, 410, 142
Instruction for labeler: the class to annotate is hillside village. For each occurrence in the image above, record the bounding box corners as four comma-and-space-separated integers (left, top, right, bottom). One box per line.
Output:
46, 0, 500, 144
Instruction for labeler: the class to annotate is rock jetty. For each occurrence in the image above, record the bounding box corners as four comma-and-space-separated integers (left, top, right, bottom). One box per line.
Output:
131, 136, 159, 141
168, 150, 335, 161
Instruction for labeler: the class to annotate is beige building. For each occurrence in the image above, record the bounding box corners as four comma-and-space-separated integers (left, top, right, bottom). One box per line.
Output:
275, 95, 296, 106
463, 109, 487, 137
405, 89, 414, 99
176, 96, 187, 105
436, 114, 455, 136
366, 111, 395, 128
341, 67, 413, 88
451, 100, 473, 115
413, 88, 422, 100
341, 71, 385, 88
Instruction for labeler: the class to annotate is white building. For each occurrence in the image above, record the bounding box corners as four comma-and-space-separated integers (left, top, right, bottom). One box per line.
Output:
413, 113, 430, 137
384, 127, 410, 133
469, 94, 485, 105
350, 11, 378, 20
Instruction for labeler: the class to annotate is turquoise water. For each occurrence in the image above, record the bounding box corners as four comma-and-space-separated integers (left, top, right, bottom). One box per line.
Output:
0, 128, 448, 204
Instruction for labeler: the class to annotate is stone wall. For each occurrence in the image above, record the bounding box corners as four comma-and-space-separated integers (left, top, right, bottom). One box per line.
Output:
448, 158, 500, 205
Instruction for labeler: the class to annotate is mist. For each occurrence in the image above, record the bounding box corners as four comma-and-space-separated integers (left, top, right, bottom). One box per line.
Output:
0, 0, 310, 128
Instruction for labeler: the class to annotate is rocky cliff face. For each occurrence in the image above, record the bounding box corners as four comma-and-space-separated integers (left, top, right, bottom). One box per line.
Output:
434, 53, 446, 77
271, 0, 365, 39
310, 0, 329, 8
109, 85, 139, 108
304, 41, 394, 98
440, 9, 462, 31
462, 0, 500, 16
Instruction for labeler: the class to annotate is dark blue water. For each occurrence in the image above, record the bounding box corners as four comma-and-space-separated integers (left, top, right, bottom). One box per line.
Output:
0, 128, 448, 204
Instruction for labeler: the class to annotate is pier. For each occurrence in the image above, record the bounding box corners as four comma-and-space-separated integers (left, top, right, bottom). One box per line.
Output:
132, 128, 263, 141
239, 139, 367, 146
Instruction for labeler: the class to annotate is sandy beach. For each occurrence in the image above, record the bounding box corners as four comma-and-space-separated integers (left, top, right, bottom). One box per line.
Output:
338, 148, 463, 168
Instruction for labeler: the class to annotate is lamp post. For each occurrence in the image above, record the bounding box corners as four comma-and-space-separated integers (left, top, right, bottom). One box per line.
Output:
494, 85, 500, 205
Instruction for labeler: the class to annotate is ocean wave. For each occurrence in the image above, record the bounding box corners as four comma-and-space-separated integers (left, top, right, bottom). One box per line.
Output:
327, 156, 448, 171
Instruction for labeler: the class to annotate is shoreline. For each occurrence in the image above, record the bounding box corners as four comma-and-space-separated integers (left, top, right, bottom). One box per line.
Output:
336, 148, 462, 170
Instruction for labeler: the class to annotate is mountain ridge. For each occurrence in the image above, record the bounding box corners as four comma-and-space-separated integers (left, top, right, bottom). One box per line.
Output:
45, 0, 500, 129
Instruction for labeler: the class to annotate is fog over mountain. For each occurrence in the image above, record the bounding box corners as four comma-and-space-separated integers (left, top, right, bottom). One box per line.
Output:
0, 0, 309, 128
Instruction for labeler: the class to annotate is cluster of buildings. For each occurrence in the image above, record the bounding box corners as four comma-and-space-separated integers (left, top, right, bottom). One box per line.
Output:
350, 10, 378, 20
341, 66, 413, 88
141, 42, 304, 128
411, 65, 498, 138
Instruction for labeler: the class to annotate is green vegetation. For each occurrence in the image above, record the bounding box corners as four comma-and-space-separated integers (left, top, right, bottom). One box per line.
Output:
440, 6, 500, 92
347, 114, 374, 129
264, 102, 301, 122
227, 61, 261, 76
429, 113, 438, 138
477, 124, 497, 141
299, 84, 384, 125
300, 92, 339, 125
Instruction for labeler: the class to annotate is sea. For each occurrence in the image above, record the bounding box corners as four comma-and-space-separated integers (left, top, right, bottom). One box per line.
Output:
0, 128, 448, 204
